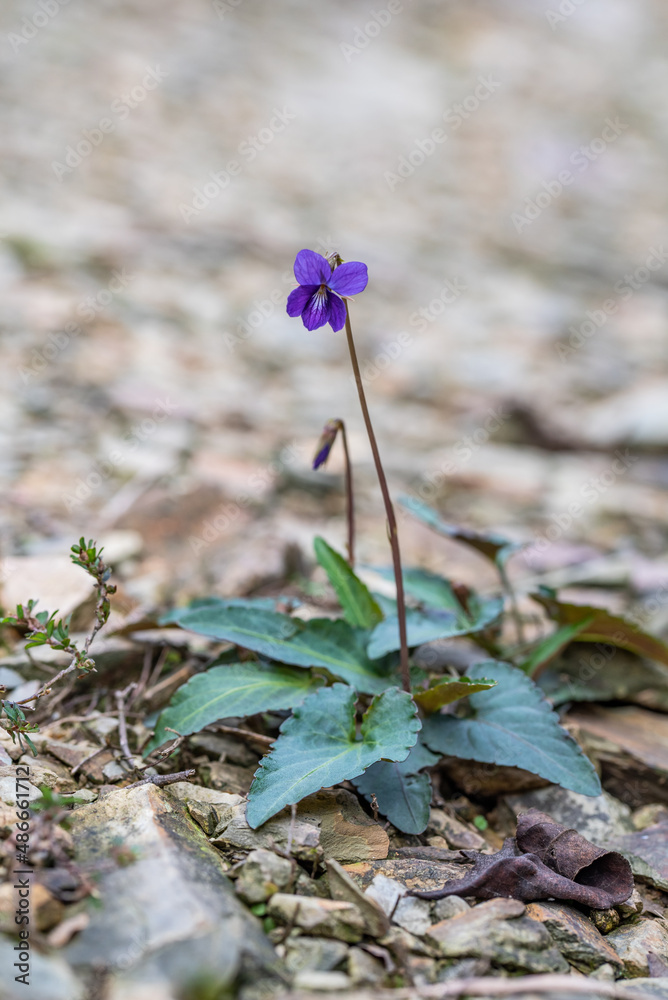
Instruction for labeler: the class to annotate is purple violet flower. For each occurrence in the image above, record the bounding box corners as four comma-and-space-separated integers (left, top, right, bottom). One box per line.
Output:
286, 249, 368, 331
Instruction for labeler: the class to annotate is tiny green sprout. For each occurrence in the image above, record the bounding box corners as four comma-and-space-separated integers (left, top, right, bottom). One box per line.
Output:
473, 814, 489, 831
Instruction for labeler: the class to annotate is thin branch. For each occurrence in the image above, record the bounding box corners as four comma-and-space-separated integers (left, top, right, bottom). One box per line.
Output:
209, 723, 273, 749
119, 768, 196, 792
71, 745, 111, 778
401, 975, 645, 1000
114, 683, 136, 768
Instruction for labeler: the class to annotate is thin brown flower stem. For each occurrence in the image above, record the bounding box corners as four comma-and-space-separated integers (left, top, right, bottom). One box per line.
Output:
344, 305, 410, 693
339, 421, 355, 566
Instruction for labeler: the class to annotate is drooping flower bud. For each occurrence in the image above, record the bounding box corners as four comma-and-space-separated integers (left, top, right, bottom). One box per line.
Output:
313, 419, 343, 470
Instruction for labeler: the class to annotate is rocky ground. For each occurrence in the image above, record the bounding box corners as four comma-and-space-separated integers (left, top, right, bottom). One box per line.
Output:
1, 0, 668, 997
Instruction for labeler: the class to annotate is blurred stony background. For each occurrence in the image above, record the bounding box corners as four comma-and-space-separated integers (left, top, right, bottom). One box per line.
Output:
1, 0, 668, 611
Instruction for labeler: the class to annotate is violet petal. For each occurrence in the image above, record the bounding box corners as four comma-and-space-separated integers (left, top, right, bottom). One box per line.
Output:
287, 284, 315, 317
294, 249, 331, 285
327, 292, 347, 331
313, 444, 332, 469
301, 287, 331, 330
328, 261, 368, 296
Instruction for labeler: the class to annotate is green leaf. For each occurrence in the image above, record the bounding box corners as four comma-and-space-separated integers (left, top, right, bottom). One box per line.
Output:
532, 592, 668, 668
538, 649, 668, 709
370, 567, 462, 613
520, 618, 595, 676
399, 495, 521, 569
421, 661, 601, 797
368, 596, 503, 659
159, 596, 283, 625
314, 537, 383, 629
144, 663, 323, 754
246, 684, 420, 828
413, 676, 497, 713
352, 738, 439, 834
172, 605, 393, 694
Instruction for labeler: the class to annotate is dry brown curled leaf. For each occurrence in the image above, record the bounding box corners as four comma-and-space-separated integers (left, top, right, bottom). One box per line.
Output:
516, 809, 633, 900
409, 810, 633, 909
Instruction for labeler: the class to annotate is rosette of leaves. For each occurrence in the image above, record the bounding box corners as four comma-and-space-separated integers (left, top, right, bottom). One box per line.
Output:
149, 531, 600, 833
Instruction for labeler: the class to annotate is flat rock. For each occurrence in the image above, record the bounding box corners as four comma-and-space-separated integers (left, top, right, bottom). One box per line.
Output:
0, 554, 97, 630
304, 789, 389, 861
281, 935, 349, 974
433, 895, 470, 921
347, 946, 386, 985
525, 901, 622, 971
214, 788, 389, 863
342, 857, 465, 893
620, 979, 668, 997
392, 895, 432, 936
235, 848, 294, 904
428, 807, 487, 850
325, 859, 389, 938
292, 969, 352, 991
199, 759, 256, 796
364, 874, 406, 917
0, 935, 86, 1000
0, 773, 42, 804
268, 894, 365, 943
427, 898, 569, 974
212, 801, 322, 862
15, 759, 78, 795
506, 785, 634, 846
63, 784, 284, 995
607, 917, 668, 977
166, 782, 244, 837
612, 821, 668, 891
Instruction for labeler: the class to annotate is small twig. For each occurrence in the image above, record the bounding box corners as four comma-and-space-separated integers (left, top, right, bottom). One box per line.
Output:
286, 803, 297, 856
210, 723, 273, 749
119, 768, 196, 792
141, 645, 171, 701
114, 683, 136, 768
136, 728, 185, 770
128, 646, 154, 709
71, 744, 111, 778
361, 975, 645, 1000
